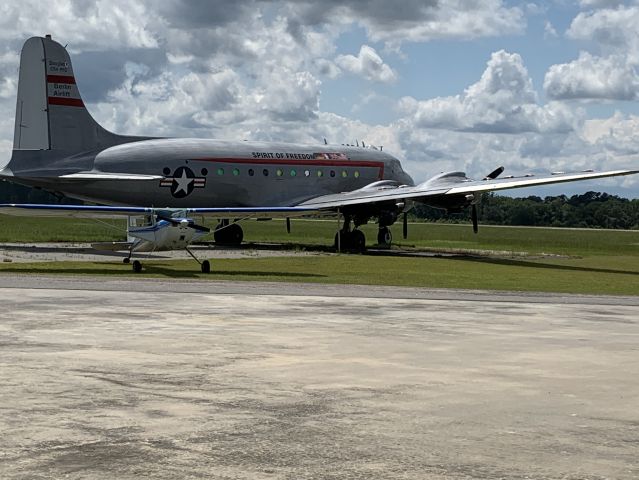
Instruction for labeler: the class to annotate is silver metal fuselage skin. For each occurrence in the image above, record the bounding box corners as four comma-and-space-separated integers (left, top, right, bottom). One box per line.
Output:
11, 138, 414, 208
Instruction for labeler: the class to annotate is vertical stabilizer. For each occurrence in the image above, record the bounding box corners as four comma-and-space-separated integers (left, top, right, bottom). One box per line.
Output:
12, 35, 127, 154
13, 37, 49, 150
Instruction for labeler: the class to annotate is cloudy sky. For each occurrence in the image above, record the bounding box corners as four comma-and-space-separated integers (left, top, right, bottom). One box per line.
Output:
1, 0, 638, 196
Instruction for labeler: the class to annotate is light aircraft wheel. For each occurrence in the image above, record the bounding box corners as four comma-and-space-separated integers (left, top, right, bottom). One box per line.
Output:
123, 257, 130, 264
132, 260, 142, 273
377, 227, 392, 246
201, 260, 211, 274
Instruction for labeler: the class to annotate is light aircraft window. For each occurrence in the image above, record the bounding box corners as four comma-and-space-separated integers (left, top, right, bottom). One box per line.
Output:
330, 170, 336, 177
217, 168, 224, 175
354, 171, 360, 178
276, 169, 283, 177
249, 168, 254, 176
290, 169, 297, 177
317, 170, 323, 177
263, 169, 269, 176
341, 170, 348, 178
201, 168, 208, 176
304, 170, 310, 177
233, 168, 240, 176
163, 167, 170, 176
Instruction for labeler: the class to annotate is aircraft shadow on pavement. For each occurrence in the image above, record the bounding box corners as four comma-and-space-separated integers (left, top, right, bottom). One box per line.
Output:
450, 256, 639, 276
0, 263, 325, 279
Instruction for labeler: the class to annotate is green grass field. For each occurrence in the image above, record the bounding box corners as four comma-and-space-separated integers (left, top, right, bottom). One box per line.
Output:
0, 217, 637, 294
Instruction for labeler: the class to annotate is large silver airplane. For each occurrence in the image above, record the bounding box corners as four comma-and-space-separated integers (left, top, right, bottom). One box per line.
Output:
1, 35, 638, 272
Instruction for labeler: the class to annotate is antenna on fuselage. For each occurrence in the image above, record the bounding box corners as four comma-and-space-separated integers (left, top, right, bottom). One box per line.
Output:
324, 138, 327, 145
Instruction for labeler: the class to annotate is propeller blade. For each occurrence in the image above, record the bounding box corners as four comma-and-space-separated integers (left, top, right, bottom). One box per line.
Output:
403, 212, 408, 239
471, 204, 478, 234
286, 217, 291, 234
483, 166, 504, 180
156, 214, 210, 233
190, 223, 211, 233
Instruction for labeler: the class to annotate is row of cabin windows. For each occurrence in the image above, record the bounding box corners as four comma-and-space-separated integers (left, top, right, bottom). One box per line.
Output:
165, 167, 362, 179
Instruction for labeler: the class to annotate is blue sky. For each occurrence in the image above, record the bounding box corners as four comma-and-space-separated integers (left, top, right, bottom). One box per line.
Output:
0, 0, 638, 197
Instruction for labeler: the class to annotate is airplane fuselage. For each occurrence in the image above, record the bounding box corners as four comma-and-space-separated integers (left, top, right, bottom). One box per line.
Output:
14, 138, 414, 208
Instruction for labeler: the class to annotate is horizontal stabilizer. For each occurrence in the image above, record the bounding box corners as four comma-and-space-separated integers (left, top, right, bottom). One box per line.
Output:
60, 172, 163, 181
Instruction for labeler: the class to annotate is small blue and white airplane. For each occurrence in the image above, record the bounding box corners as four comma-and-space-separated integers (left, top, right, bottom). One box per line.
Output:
1, 35, 637, 272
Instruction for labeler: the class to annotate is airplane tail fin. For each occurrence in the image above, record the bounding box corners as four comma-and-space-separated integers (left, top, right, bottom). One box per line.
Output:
12, 35, 128, 154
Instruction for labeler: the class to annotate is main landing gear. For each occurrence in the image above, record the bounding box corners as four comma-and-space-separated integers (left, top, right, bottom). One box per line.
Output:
125, 249, 211, 274
334, 214, 399, 253
214, 219, 243, 245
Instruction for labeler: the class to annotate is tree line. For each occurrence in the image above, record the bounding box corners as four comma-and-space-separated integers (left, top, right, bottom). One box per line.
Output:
1, 181, 638, 229
413, 191, 639, 229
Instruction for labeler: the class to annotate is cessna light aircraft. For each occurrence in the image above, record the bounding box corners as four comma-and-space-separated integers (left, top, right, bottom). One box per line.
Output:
1, 36, 638, 272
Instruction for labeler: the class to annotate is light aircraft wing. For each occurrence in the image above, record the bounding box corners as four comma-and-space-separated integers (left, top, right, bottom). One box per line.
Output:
0, 204, 318, 219
298, 169, 639, 210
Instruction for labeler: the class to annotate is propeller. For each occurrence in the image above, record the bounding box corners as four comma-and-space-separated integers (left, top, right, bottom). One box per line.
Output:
471, 204, 478, 234
483, 166, 504, 180
156, 213, 211, 233
403, 212, 408, 239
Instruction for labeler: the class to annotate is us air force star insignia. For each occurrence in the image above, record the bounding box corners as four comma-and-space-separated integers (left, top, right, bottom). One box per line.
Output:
159, 166, 206, 198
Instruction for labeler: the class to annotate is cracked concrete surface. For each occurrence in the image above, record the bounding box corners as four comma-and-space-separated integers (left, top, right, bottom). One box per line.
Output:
0, 277, 638, 479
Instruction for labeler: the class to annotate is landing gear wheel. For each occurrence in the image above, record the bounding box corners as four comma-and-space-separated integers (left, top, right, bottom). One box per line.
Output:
132, 260, 142, 273
201, 260, 211, 274
123, 257, 130, 264
351, 229, 366, 252
334, 230, 366, 253
334, 231, 351, 251
214, 223, 244, 245
377, 227, 392, 246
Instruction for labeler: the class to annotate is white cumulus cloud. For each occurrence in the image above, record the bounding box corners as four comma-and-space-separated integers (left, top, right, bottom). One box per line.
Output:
399, 50, 577, 134
544, 52, 639, 100
335, 45, 397, 83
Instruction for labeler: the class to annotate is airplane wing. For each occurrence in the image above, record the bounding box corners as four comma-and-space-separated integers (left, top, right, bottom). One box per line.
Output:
298, 169, 639, 210
0, 168, 636, 219
0, 203, 317, 219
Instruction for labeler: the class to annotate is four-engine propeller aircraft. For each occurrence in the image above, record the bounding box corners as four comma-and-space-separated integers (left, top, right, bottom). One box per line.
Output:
1, 36, 638, 272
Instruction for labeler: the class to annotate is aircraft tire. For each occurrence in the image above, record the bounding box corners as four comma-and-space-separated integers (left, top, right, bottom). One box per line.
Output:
201, 260, 211, 273
123, 257, 130, 264
377, 227, 392, 246
351, 229, 366, 252
214, 223, 243, 245
132, 260, 142, 273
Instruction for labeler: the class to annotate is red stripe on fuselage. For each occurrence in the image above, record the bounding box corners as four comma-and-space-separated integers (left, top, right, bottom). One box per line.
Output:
192, 157, 385, 178
47, 75, 76, 84
48, 97, 84, 107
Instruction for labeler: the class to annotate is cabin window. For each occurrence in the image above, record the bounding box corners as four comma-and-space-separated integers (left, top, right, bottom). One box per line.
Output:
290, 169, 297, 177
276, 169, 283, 177
354, 171, 360, 178
317, 170, 323, 177
232, 168, 240, 176
330, 170, 336, 177
263, 169, 269, 176
163, 167, 170, 176
248, 168, 255, 176
217, 168, 224, 175
304, 170, 310, 177
341, 170, 348, 178
201, 168, 208, 176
